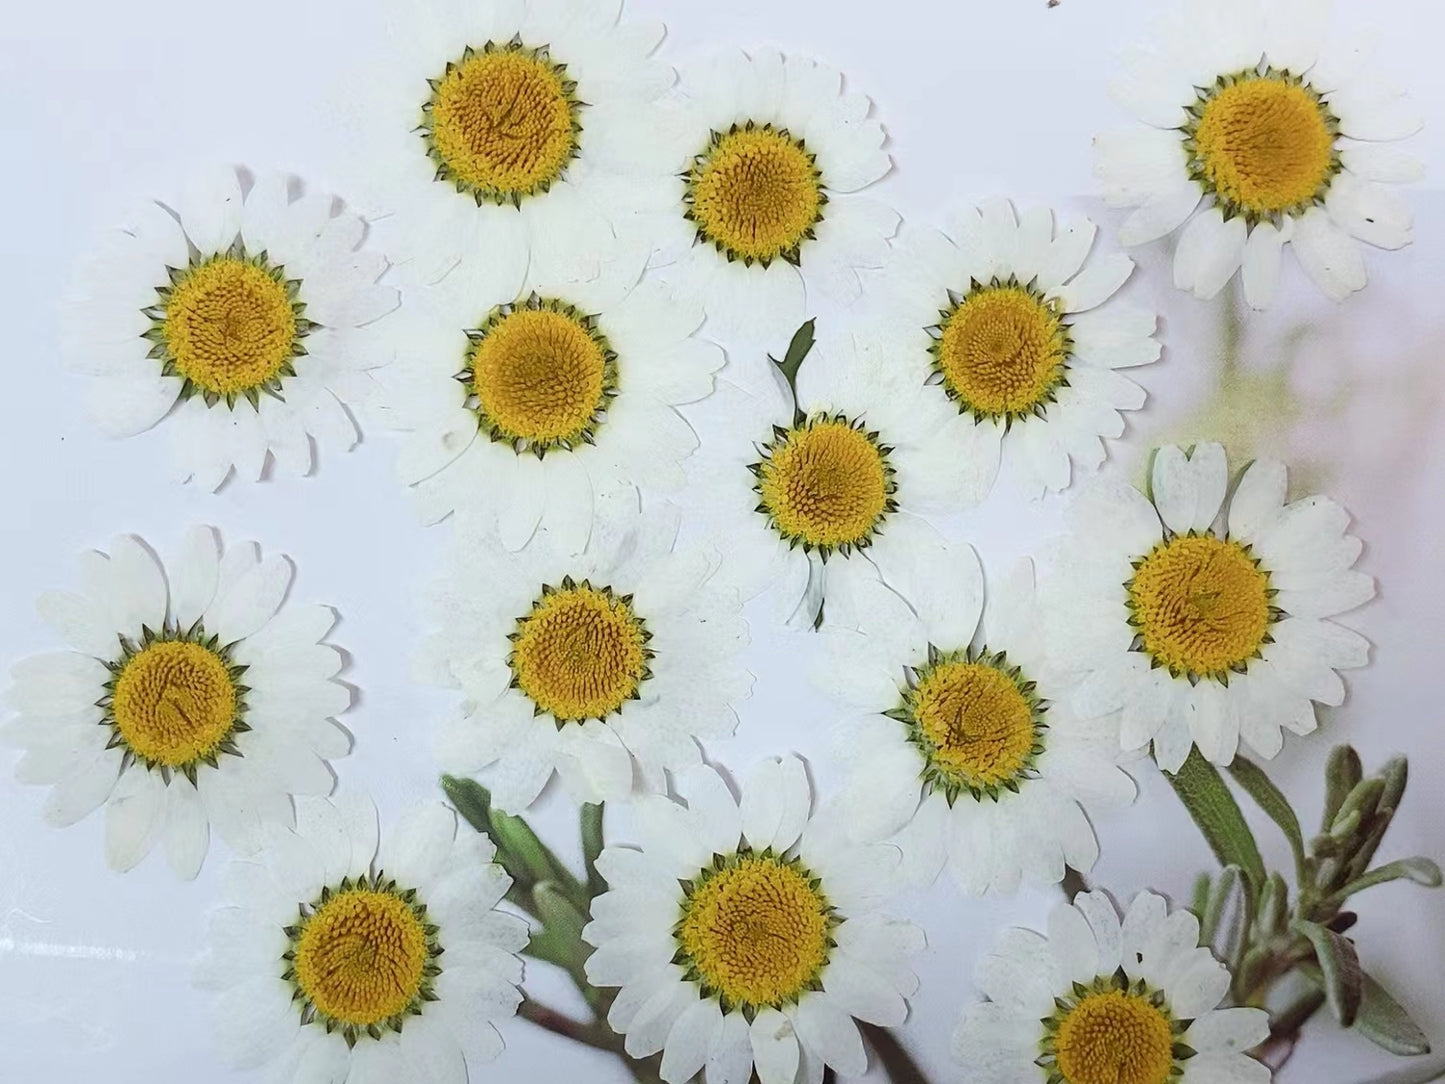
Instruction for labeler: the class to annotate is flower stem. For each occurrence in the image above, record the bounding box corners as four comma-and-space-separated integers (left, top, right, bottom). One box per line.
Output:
518, 995, 617, 1052
862, 1022, 933, 1084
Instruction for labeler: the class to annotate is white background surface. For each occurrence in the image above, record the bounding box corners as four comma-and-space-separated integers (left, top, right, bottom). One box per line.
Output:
3, 1, 1444, 1082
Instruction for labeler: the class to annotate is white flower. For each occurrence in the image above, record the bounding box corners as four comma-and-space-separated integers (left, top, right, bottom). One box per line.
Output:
1050, 443, 1373, 772
582, 759, 923, 1084
61, 166, 398, 490
425, 491, 752, 812
954, 889, 1270, 1084
695, 324, 990, 629
379, 242, 722, 553
655, 47, 898, 344
1096, 0, 1422, 308
878, 199, 1159, 499
196, 794, 528, 1081
1, 529, 349, 878
818, 546, 1135, 895
359, 0, 677, 301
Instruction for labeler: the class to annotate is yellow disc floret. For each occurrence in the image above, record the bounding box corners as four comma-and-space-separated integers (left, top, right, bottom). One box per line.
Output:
686, 123, 825, 266
755, 416, 893, 554
467, 300, 615, 452
424, 42, 580, 205
1053, 989, 1176, 1084
1128, 535, 1273, 680
1188, 71, 1338, 220
110, 639, 239, 769
934, 283, 1069, 421
292, 886, 431, 1031
678, 853, 832, 1011
510, 581, 650, 723
159, 255, 300, 400
907, 655, 1039, 794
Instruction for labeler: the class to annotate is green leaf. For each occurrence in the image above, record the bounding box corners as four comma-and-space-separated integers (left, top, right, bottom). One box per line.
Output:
581, 802, 607, 900
1355, 971, 1434, 1058
1336, 857, 1443, 901
770, 319, 816, 425
1355, 1063, 1445, 1084
1201, 864, 1242, 948
1294, 918, 1364, 1027
1190, 872, 1211, 919
1323, 745, 1364, 833
524, 882, 593, 984
1229, 755, 1307, 882
441, 775, 584, 909
1166, 748, 1266, 888
442, 774, 493, 836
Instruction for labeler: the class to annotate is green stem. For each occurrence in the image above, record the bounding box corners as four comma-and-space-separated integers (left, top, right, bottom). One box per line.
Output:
863, 1022, 932, 1084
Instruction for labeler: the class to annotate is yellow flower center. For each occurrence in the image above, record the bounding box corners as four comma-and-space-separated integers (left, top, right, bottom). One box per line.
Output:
467, 302, 614, 452
424, 43, 580, 205
678, 854, 832, 1011
910, 659, 1037, 790
1189, 72, 1338, 219
292, 887, 430, 1030
685, 123, 825, 266
1054, 990, 1176, 1084
1128, 535, 1273, 680
755, 417, 893, 554
510, 582, 650, 723
934, 284, 1069, 420
110, 640, 239, 769
161, 256, 299, 398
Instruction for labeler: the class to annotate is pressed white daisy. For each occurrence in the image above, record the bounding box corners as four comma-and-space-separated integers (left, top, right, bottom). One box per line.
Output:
1, 528, 349, 877
1050, 443, 1373, 772
879, 200, 1159, 498
655, 47, 898, 344
361, 0, 677, 300
1096, 0, 1422, 307
380, 242, 721, 552
196, 794, 528, 1081
819, 546, 1135, 895
425, 492, 751, 812
954, 889, 1270, 1084
61, 167, 398, 489
582, 759, 923, 1084
699, 324, 990, 628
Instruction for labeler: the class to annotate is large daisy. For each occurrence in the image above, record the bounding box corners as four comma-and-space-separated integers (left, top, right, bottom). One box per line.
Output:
196, 795, 528, 1081
61, 167, 397, 489
655, 48, 898, 344
582, 759, 923, 1084
698, 324, 991, 628
879, 200, 1159, 499
379, 241, 721, 552
1096, 0, 1421, 307
954, 889, 1269, 1084
1049, 443, 1373, 772
361, 0, 677, 300
818, 547, 1135, 895
1, 528, 349, 877
424, 492, 752, 812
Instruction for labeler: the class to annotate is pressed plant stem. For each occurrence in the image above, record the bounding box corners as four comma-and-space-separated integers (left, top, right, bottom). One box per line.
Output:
518, 996, 616, 1051
863, 1022, 932, 1084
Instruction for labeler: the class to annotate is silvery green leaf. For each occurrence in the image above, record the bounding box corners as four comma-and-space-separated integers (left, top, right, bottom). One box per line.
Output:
1295, 918, 1364, 1027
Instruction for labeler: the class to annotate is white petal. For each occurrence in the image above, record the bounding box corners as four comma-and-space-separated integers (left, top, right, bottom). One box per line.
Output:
750, 1009, 800, 1084
792, 995, 866, 1077
1151, 443, 1228, 535
206, 554, 293, 641
1292, 208, 1366, 301
1173, 208, 1246, 300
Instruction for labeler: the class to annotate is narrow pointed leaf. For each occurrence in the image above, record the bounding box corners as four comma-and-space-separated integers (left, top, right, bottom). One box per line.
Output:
1167, 748, 1266, 888
1229, 756, 1307, 881
1323, 745, 1364, 832
1294, 919, 1364, 1027
1336, 857, 1443, 901
770, 318, 815, 424
581, 802, 607, 900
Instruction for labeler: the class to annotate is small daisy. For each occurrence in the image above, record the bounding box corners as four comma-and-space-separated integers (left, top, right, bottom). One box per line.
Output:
61, 167, 398, 489
380, 242, 722, 553
954, 889, 1270, 1084
656, 47, 898, 344
879, 200, 1159, 498
196, 794, 528, 1081
1050, 443, 1373, 772
362, 0, 677, 299
2, 528, 349, 877
818, 546, 1135, 895
425, 491, 752, 812
1096, 0, 1422, 307
699, 324, 991, 628
583, 759, 923, 1084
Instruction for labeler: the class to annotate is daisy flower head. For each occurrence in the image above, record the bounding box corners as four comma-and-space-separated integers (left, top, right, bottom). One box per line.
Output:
819, 546, 1135, 895
582, 758, 923, 1084
380, 238, 722, 553
426, 490, 751, 813
1051, 443, 1373, 772
954, 889, 1270, 1084
362, 0, 677, 300
197, 794, 528, 1081
1096, 0, 1422, 308
2, 528, 349, 878
656, 47, 898, 344
61, 167, 398, 490
881, 199, 1160, 499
